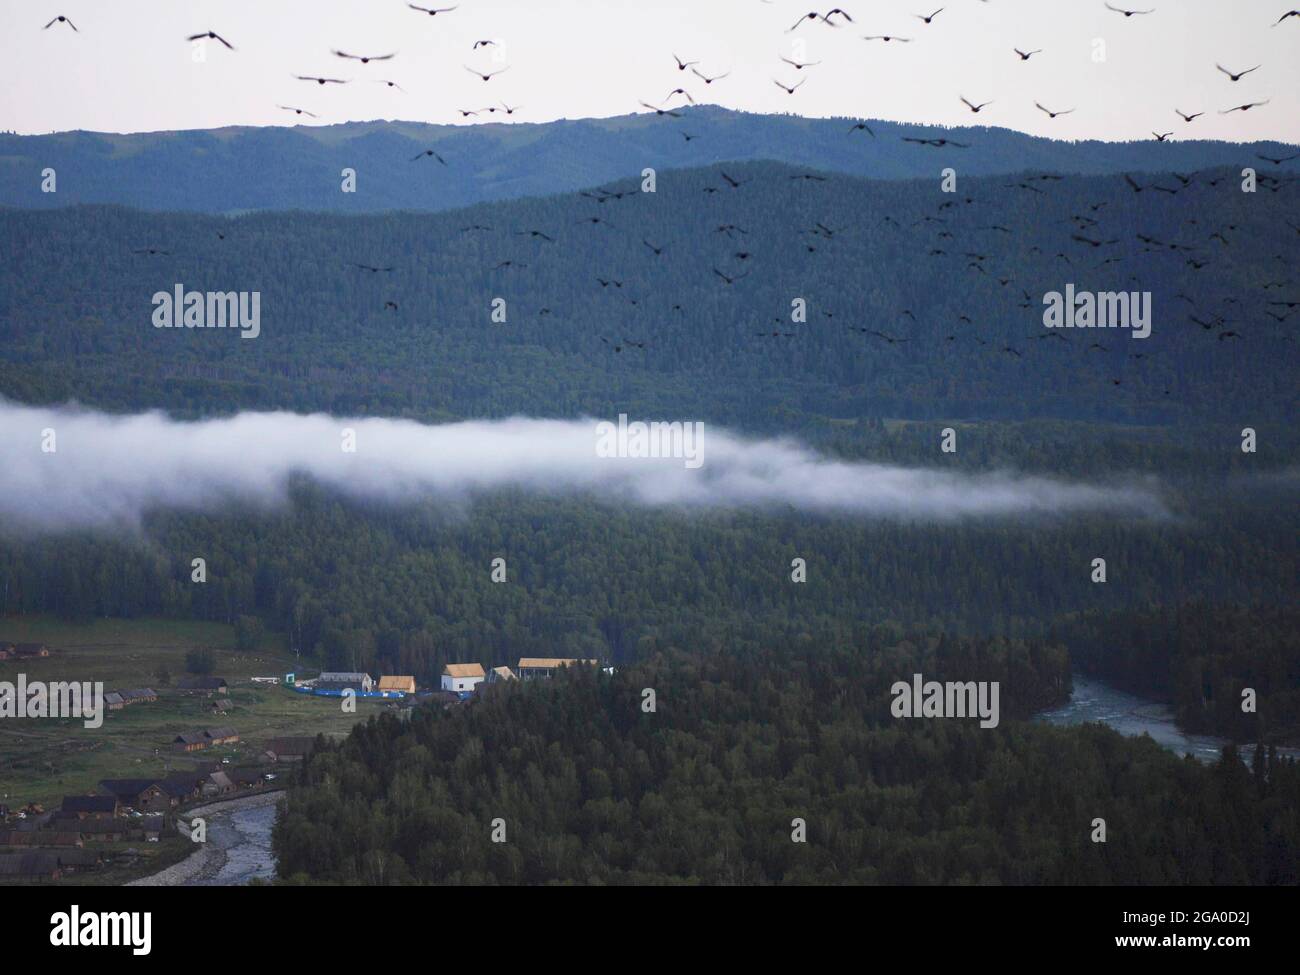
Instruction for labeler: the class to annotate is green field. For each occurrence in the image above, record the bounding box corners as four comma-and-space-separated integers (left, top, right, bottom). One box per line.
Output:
0, 615, 392, 808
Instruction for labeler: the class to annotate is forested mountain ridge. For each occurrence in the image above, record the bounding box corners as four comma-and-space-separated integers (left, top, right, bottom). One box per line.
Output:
3, 106, 1297, 213
272, 644, 1300, 885
2, 161, 1295, 433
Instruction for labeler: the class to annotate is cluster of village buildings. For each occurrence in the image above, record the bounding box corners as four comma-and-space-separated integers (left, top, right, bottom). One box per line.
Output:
1, 646, 602, 881
0, 642, 50, 661
307, 657, 602, 697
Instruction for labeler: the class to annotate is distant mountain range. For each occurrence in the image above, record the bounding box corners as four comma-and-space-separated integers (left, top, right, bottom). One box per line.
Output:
2, 106, 1296, 213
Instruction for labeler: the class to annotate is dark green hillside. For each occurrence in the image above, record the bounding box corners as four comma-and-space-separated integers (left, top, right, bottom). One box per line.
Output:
2, 106, 1295, 213
1, 161, 1295, 434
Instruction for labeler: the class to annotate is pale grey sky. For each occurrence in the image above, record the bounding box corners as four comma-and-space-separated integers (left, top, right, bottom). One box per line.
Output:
2, 0, 1296, 142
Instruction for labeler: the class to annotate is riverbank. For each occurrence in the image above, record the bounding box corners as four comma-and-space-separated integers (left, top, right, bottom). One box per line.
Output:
1038, 675, 1300, 763
127, 790, 284, 887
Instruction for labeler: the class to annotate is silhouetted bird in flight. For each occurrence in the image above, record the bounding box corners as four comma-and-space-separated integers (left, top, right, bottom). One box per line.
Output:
334, 50, 395, 63
639, 101, 682, 117
691, 67, 730, 84
465, 65, 508, 81
1216, 63, 1259, 81
673, 54, 698, 71
43, 15, 77, 31
412, 149, 447, 164
848, 121, 875, 136
789, 10, 854, 31
903, 137, 968, 147
1014, 48, 1041, 60
1221, 100, 1269, 113
916, 9, 945, 25
773, 78, 806, 94
296, 75, 348, 85
1175, 109, 1203, 122
1035, 103, 1074, 118
278, 105, 318, 117
188, 31, 235, 49
960, 97, 993, 113
408, 4, 458, 15
1105, 4, 1154, 16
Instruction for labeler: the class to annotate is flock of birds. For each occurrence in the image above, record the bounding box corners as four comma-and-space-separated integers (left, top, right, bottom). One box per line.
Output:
39, 4, 1299, 392
37, 4, 1300, 130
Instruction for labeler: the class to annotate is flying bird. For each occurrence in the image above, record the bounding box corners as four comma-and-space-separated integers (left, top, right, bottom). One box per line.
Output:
412, 149, 447, 164
691, 67, 730, 84
43, 15, 77, 31
278, 105, 318, 117
915, 9, 944, 24
1216, 63, 1260, 81
188, 31, 235, 49
1105, 4, 1154, 16
465, 65, 509, 81
773, 78, 807, 94
1035, 103, 1074, 118
673, 54, 698, 71
1014, 48, 1042, 60
1175, 109, 1203, 122
408, 4, 458, 14
639, 101, 682, 117
960, 97, 993, 113
1221, 100, 1269, 112
848, 121, 875, 136
296, 75, 348, 85
863, 34, 912, 42
333, 50, 395, 64
1152, 131, 1173, 141
780, 57, 821, 70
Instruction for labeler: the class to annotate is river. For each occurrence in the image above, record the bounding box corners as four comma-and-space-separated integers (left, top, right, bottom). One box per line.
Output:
1037, 673, 1295, 763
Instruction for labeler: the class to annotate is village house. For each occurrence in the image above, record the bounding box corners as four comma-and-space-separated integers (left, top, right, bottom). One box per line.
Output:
516, 657, 599, 680
203, 771, 236, 797
487, 665, 517, 684
0, 853, 61, 880
118, 688, 158, 705
263, 736, 315, 762
12, 642, 50, 659
98, 779, 170, 813
60, 795, 119, 821
377, 675, 417, 695
228, 768, 268, 790
315, 671, 374, 692
176, 676, 229, 696
49, 816, 125, 841
204, 726, 240, 746
159, 772, 206, 806
54, 849, 103, 874
441, 663, 486, 693
172, 731, 210, 753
